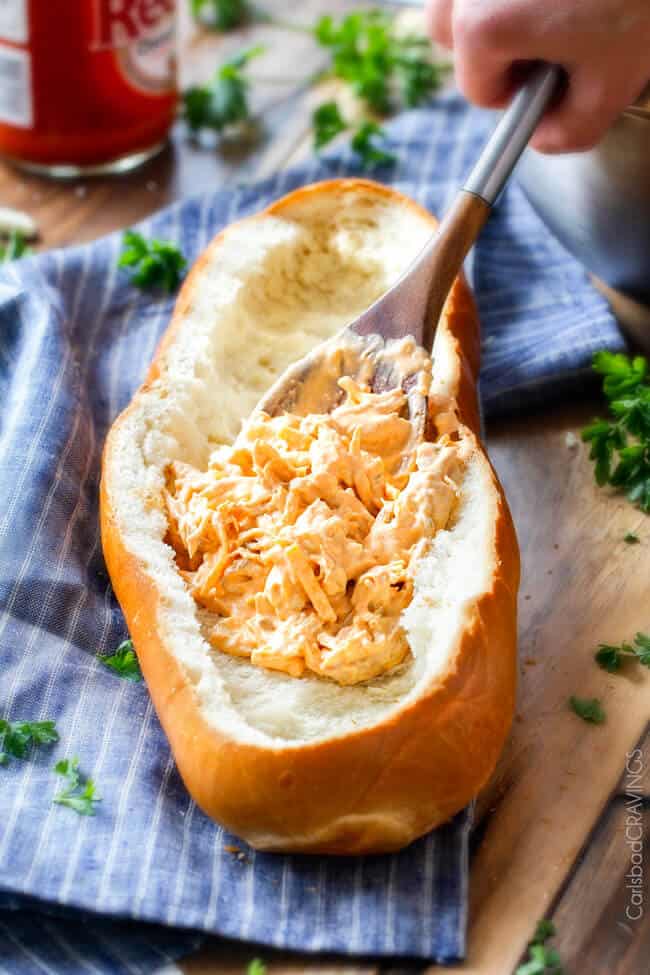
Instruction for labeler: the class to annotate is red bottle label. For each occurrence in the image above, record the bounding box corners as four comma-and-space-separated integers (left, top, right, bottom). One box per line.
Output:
93, 0, 176, 49
0, 0, 177, 166
93, 0, 176, 94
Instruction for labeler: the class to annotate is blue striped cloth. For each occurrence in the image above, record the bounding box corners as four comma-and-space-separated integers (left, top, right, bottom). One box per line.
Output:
0, 93, 624, 974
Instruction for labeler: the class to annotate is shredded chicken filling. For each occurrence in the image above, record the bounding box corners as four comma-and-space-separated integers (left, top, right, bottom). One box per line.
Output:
164, 377, 468, 685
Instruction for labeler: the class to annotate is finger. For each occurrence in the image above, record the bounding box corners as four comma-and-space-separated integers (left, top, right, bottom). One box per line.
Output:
452, 4, 524, 108
530, 66, 644, 153
426, 0, 454, 50
453, 43, 515, 109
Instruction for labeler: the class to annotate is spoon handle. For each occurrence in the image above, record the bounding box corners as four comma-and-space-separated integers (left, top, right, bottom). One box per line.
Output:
421, 64, 562, 348
420, 192, 491, 350
464, 63, 562, 205
351, 65, 561, 349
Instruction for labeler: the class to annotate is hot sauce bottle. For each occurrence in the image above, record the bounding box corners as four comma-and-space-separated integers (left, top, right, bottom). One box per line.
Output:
0, 1, 178, 176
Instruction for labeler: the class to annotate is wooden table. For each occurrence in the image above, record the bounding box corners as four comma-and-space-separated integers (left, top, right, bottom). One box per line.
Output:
2, 4, 647, 973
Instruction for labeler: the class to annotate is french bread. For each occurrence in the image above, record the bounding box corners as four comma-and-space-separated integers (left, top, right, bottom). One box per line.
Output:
100, 179, 519, 854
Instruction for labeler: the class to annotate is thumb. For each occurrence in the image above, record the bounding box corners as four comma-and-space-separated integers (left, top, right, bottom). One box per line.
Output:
530, 65, 644, 153
426, 0, 454, 51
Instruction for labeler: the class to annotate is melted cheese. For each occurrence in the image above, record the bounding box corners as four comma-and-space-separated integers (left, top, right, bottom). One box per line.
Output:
164, 377, 468, 685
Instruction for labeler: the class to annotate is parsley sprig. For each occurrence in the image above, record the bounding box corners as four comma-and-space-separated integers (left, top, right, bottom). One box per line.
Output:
0, 230, 32, 263
53, 758, 101, 816
595, 632, 650, 673
119, 231, 187, 293
0, 719, 59, 766
569, 696, 606, 724
582, 352, 650, 512
184, 46, 264, 134
313, 101, 347, 149
314, 10, 443, 114
183, 9, 443, 166
192, 0, 248, 30
516, 920, 564, 975
98, 639, 142, 682
351, 120, 396, 167
313, 102, 395, 168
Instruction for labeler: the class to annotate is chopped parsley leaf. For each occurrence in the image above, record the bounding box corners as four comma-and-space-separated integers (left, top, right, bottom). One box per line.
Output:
118, 230, 187, 293
313, 10, 443, 114
595, 632, 650, 673
183, 46, 264, 134
53, 758, 101, 816
516, 918, 564, 975
569, 696, 606, 724
582, 352, 650, 512
191, 0, 248, 30
0, 230, 32, 263
0, 719, 59, 766
350, 120, 395, 167
312, 101, 347, 149
98, 639, 142, 682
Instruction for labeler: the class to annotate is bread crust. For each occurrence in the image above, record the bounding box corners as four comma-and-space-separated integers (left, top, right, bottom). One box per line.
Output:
101, 179, 519, 854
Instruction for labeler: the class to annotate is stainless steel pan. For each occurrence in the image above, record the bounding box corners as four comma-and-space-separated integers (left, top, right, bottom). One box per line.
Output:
517, 85, 650, 307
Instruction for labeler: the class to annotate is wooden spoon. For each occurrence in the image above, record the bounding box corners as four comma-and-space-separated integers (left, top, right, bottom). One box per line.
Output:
351, 63, 562, 350
260, 64, 561, 420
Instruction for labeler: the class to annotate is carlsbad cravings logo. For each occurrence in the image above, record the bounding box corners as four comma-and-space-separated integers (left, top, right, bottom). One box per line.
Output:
93, 0, 175, 49
93, 0, 176, 95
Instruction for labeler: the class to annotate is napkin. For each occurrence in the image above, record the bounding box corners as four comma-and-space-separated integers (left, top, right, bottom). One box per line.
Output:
0, 92, 625, 974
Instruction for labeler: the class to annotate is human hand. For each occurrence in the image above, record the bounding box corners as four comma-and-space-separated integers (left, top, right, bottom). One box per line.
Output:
427, 0, 650, 152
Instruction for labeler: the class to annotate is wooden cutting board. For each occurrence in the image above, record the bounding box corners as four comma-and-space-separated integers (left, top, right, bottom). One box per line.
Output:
440, 398, 650, 973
